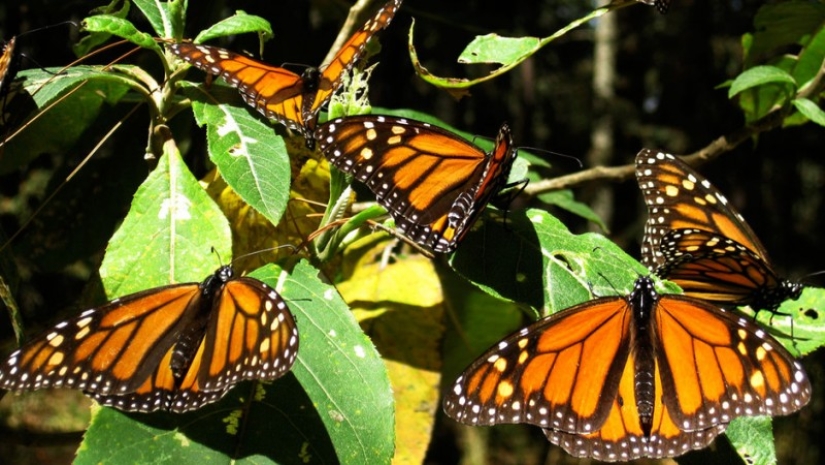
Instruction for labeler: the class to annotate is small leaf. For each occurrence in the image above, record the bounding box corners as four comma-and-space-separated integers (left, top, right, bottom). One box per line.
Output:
458, 34, 541, 65
726, 416, 777, 465
82, 15, 160, 51
792, 97, 825, 127
728, 65, 796, 99
194, 12, 274, 44
186, 84, 291, 227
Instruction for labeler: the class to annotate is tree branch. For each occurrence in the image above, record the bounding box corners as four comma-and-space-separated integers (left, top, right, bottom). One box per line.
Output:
524, 61, 825, 197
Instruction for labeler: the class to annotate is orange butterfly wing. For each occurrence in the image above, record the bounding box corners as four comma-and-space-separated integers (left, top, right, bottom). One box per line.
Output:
636, 150, 768, 268
0, 267, 299, 413
169, 0, 402, 144
310, 0, 403, 119
658, 228, 793, 307
444, 277, 810, 461
316, 115, 517, 253
170, 43, 308, 132
635, 149, 801, 310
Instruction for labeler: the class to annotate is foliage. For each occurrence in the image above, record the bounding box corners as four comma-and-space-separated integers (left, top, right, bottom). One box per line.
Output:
1, 0, 824, 464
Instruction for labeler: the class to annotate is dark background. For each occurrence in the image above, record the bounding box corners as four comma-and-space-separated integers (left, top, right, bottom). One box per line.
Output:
0, 0, 822, 463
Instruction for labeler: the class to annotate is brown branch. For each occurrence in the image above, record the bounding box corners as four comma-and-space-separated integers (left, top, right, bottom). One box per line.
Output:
524, 60, 825, 197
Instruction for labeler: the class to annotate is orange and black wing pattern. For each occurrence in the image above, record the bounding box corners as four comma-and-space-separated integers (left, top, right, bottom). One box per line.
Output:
443, 277, 810, 461
635, 149, 802, 310
316, 115, 518, 253
0, 36, 19, 123
0, 265, 299, 413
169, 0, 401, 143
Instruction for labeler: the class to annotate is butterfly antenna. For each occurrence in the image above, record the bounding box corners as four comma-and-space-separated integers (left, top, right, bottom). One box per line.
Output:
11, 21, 79, 39
230, 245, 299, 265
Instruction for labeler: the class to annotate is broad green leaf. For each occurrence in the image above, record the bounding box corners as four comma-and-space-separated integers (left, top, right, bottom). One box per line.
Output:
728, 65, 796, 99
538, 189, 608, 231
194, 12, 274, 44
792, 98, 825, 127
98, 132, 231, 294
751, 286, 825, 357
133, 0, 174, 38
792, 25, 825, 85
280, 260, 395, 464
82, 14, 161, 51
458, 35, 541, 65
338, 251, 442, 465
726, 416, 777, 465
450, 208, 652, 315
186, 83, 291, 227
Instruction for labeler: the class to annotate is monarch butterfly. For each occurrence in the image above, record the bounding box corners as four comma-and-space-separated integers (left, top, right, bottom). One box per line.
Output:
315, 115, 519, 254
0, 265, 299, 413
443, 276, 810, 461
169, 0, 402, 149
636, 149, 803, 311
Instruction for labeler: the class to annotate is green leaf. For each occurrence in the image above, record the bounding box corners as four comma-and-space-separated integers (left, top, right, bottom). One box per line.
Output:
538, 189, 608, 231
450, 208, 652, 315
728, 65, 796, 99
752, 286, 825, 357
133, 0, 174, 38
72, 0, 130, 57
748, 0, 825, 66
186, 83, 291, 227
271, 260, 395, 464
98, 132, 231, 295
194, 12, 274, 44
792, 25, 825, 85
82, 14, 161, 51
725, 416, 777, 465
792, 97, 825, 127
1, 66, 133, 174
458, 34, 541, 65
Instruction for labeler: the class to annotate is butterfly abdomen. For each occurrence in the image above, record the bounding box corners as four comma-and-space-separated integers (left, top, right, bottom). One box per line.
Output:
629, 277, 658, 436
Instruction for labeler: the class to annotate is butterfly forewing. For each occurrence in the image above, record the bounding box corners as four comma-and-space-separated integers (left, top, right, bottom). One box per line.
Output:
635, 149, 802, 311
444, 297, 632, 432
444, 277, 811, 461
0, 266, 299, 413
0, 284, 200, 395
316, 115, 517, 253
655, 294, 810, 427
169, 0, 402, 144
635, 149, 767, 269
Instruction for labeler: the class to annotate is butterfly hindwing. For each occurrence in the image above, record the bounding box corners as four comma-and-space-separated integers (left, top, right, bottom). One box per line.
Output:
0, 265, 299, 413
169, 0, 402, 145
635, 149, 802, 310
444, 277, 811, 461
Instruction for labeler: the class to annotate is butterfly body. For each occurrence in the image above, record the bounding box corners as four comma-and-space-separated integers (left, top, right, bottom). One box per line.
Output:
444, 276, 810, 461
0, 265, 299, 413
169, 0, 402, 149
636, 150, 803, 311
316, 115, 518, 253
